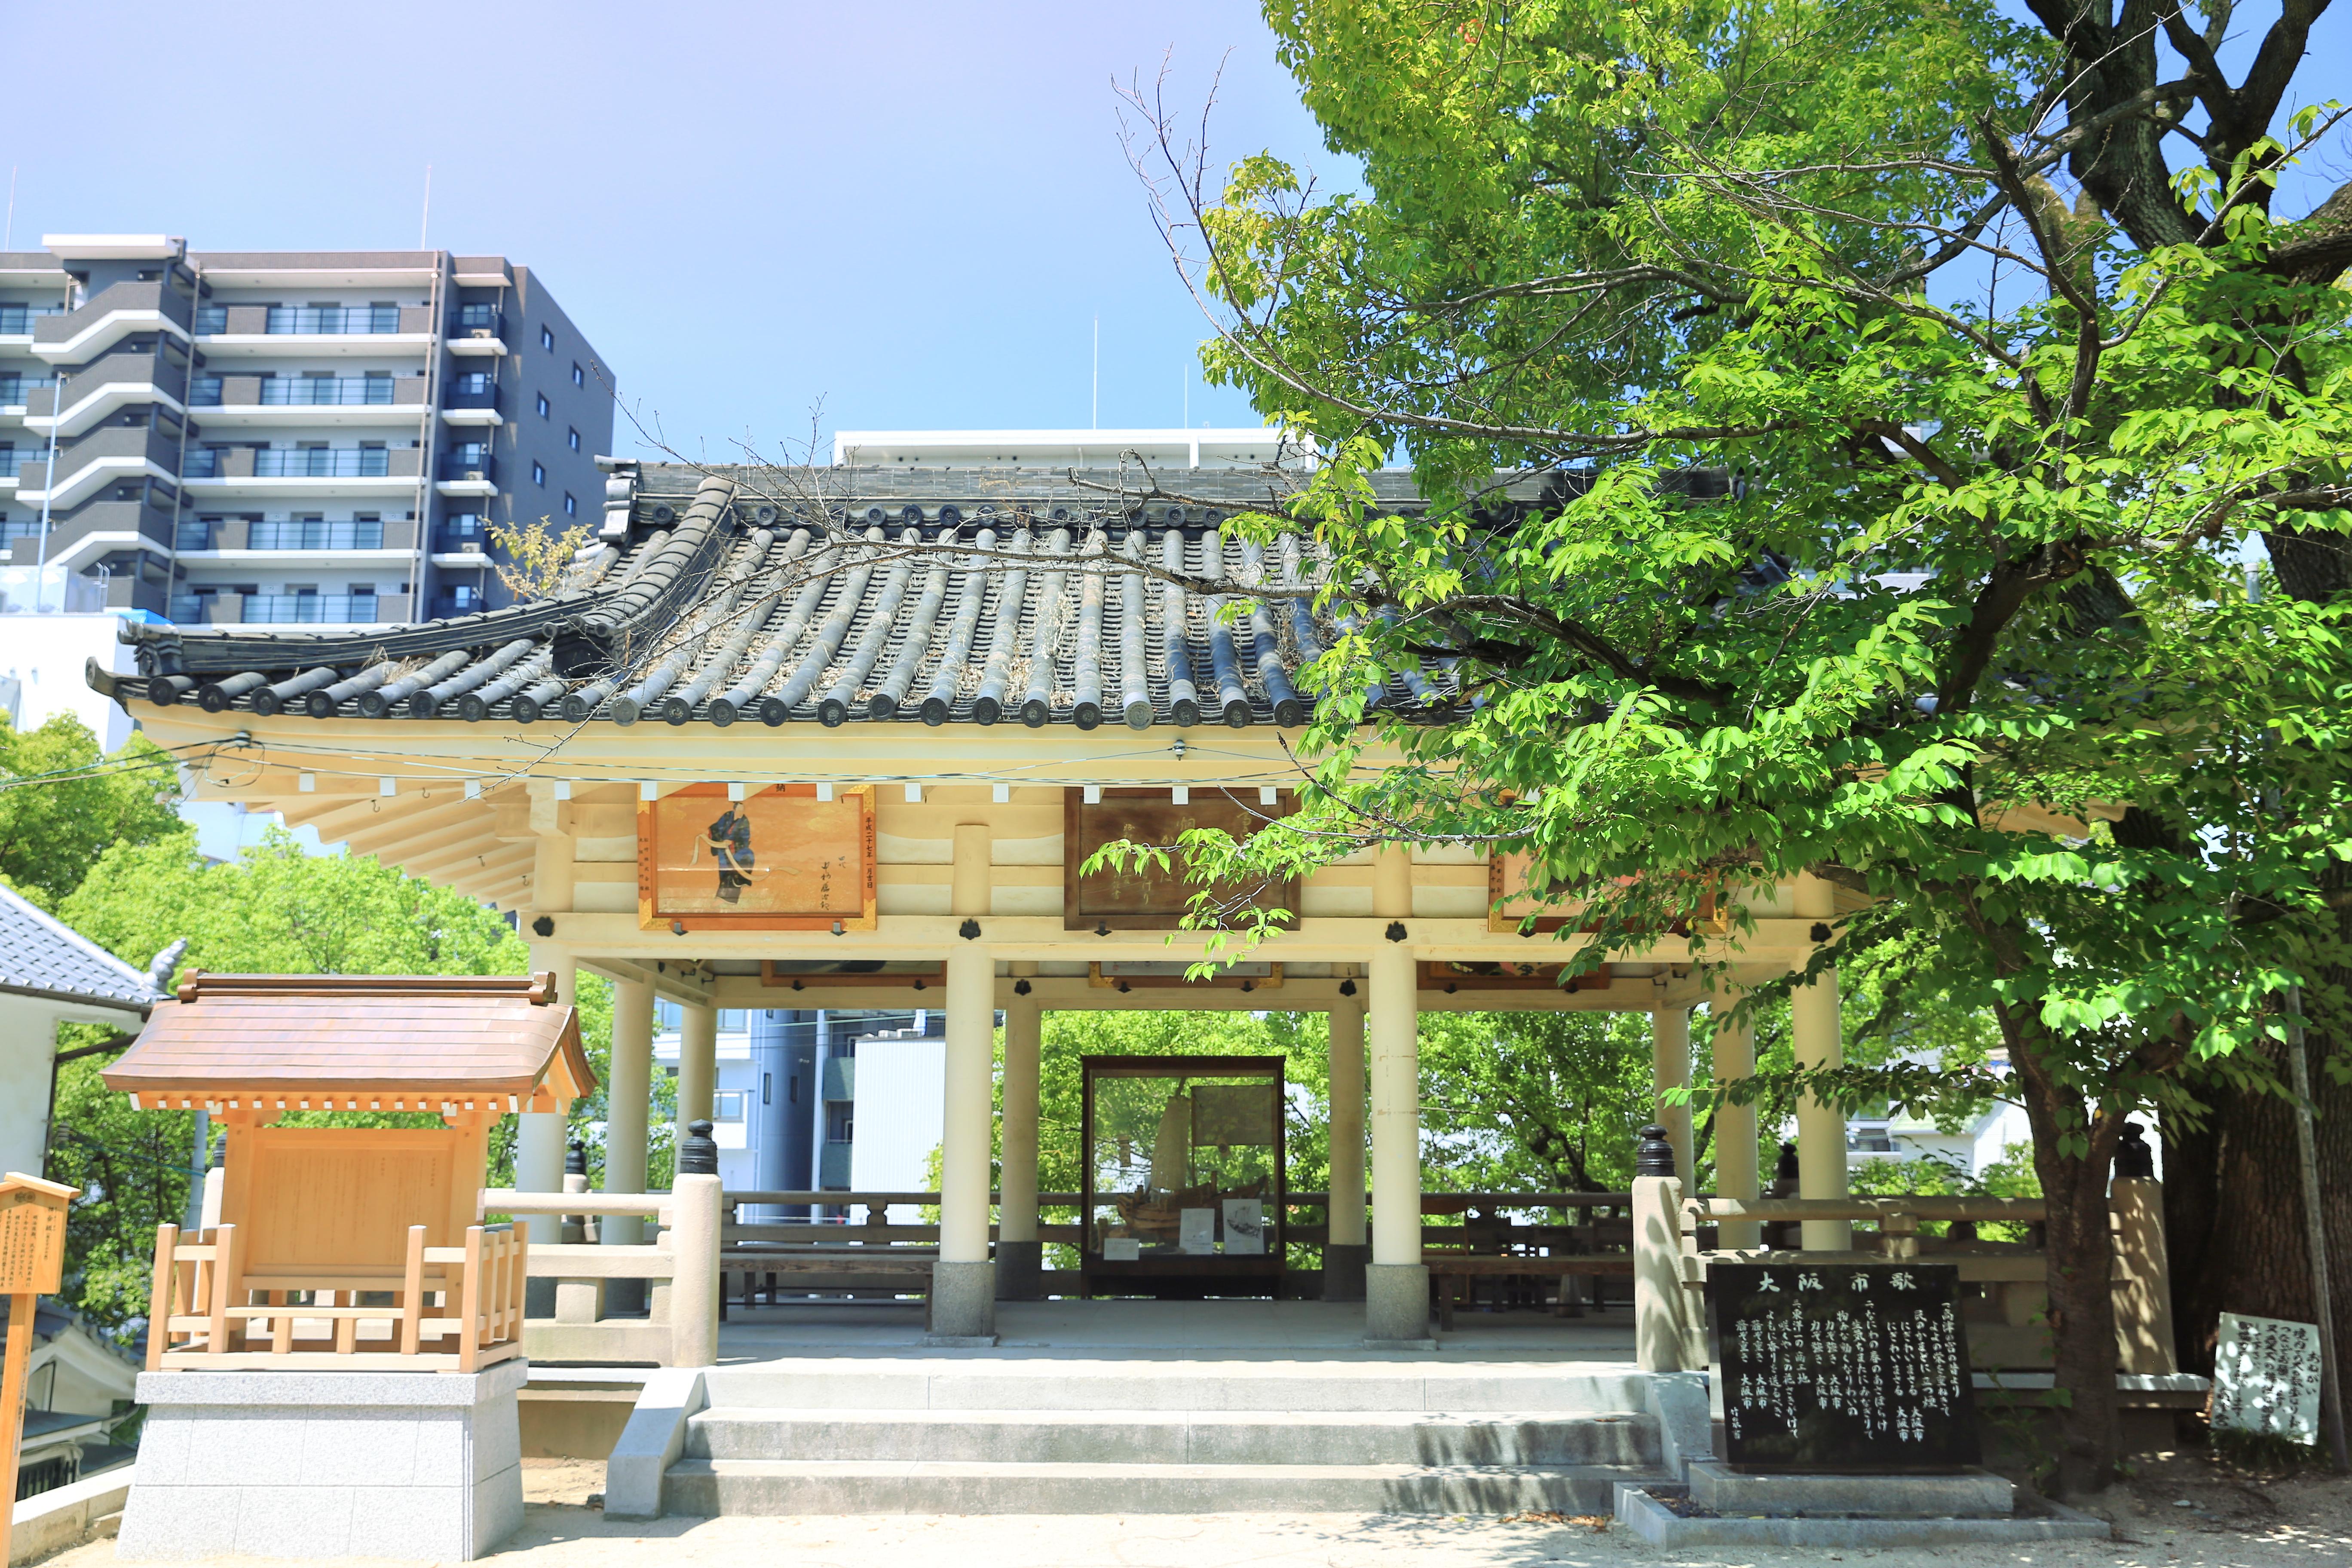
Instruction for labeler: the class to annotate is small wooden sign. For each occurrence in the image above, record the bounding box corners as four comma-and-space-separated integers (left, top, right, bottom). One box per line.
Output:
0, 1172, 76, 1568
0, 1176, 72, 1295
639, 783, 877, 931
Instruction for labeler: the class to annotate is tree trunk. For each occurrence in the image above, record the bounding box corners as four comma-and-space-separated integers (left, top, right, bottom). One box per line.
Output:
2006, 1010, 2122, 1494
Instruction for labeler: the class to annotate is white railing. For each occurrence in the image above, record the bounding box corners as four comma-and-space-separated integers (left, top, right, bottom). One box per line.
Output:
481, 1176, 720, 1368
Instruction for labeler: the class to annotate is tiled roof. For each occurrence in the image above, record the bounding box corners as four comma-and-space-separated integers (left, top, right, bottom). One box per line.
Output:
0, 883, 160, 1014
99, 464, 1723, 731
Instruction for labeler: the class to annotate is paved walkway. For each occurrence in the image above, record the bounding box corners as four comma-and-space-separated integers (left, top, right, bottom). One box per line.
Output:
714, 1298, 1638, 1364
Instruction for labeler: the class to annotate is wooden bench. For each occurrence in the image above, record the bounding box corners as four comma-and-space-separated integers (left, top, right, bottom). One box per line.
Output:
720, 1247, 937, 1313
1423, 1254, 1634, 1329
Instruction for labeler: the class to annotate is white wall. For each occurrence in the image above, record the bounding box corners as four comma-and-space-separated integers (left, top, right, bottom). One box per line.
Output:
0, 613, 138, 751
848, 1037, 944, 1195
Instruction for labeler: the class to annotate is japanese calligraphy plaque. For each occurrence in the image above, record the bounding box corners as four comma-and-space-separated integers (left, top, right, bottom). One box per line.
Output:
0, 1181, 70, 1295
1707, 1262, 1980, 1472
2211, 1312, 2323, 1445
637, 783, 876, 932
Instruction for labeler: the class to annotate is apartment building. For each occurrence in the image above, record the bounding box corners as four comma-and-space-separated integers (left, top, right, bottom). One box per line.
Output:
0, 235, 614, 623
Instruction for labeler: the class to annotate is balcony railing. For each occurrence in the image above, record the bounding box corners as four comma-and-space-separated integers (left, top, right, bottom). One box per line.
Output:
194, 305, 402, 335
171, 593, 384, 625
0, 520, 47, 545
0, 378, 53, 407
435, 517, 490, 552
430, 590, 486, 619
190, 376, 400, 407
443, 374, 500, 411
249, 520, 386, 550
441, 451, 495, 483
451, 306, 503, 337
0, 450, 45, 479
0, 304, 65, 334
186, 448, 395, 479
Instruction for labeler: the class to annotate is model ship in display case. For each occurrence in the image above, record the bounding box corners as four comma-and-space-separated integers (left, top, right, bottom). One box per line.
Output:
1079, 1055, 1288, 1297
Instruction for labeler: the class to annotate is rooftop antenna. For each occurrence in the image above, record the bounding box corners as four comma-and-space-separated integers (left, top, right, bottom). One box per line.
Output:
419, 163, 432, 250
1091, 316, 1099, 429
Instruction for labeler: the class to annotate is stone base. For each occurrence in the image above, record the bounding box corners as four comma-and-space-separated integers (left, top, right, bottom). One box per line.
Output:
1321, 1243, 1368, 1302
995, 1240, 1044, 1301
118, 1360, 527, 1561
1688, 1460, 2012, 1517
927, 1259, 998, 1342
1364, 1262, 1429, 1343
1615, 1482, 2108, 1549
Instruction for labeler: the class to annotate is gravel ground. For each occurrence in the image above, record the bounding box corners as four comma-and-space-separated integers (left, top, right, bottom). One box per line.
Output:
40, 1450, 2349, 1568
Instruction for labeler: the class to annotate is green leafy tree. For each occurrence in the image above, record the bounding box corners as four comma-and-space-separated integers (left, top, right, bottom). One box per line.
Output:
0, 715, 182, 909
1121, 0, 2352, 1490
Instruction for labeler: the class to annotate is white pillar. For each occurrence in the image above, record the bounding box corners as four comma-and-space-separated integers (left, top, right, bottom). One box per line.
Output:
518, 951, 574, 1251
1324, 995, 1368, 1301
1366, 937, 1425, 1340
1791, 876, 1849, 1250
677, 1002, 717, 1146
934, 942, 999, 1339
1711, 989, 1761, 1250
997, 983, 1044, 1301
1329, 998, 1367, 1246
1651, 1005, 1694, 1189
603, 977, 654, 1250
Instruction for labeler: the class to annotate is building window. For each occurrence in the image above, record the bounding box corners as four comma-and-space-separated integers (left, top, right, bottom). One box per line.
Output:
536, 392, 549, 419
571, 362, 584, 387
532, 461, 546, 487
540, 325, 554, 351
567, 426, 581, 451
714, 1092, 744, 1124
563, 492, 576, 516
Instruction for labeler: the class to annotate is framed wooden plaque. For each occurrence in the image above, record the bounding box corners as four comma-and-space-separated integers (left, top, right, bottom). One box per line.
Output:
639, 783, 877, 931
1064, 788, 1299, 931
0, 1178, 71, 1296
1418, 959, 1612, 995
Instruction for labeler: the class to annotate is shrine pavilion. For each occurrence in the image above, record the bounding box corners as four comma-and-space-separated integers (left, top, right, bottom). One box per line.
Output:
94, 454, 1865, 1345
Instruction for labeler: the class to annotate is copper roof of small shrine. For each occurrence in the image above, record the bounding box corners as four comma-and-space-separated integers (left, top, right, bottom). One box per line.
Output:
94, 464, 1675, 732
104, 972, 594, 1109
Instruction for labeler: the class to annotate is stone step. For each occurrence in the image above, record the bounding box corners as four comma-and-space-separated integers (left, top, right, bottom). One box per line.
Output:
699, 1359, 1652, 1414
686, 1407, 1661, 1467
663, 1457, 1656, 1516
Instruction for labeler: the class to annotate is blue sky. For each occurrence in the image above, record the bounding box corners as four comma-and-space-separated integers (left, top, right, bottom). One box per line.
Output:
9, 2, 2343, 462
4, 1, 1332, 455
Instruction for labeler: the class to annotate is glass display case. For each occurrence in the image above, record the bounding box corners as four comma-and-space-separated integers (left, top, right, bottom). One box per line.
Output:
1079, 1054, 1288, 1298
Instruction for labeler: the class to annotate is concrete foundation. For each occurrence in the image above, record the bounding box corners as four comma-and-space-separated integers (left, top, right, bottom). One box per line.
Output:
1321, 1244, 1368, 1303
1363, 1262, 1430, 1345
926, 1259, 999, 1344
1687, 1460, 2012, 1517
994, 1240, 1044, 1302
117, 1360, 527, 1561
1614, 1482, 2110, 1548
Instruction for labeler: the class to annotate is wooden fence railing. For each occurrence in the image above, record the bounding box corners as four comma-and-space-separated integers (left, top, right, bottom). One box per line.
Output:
483, 1176, 721, 1368
144, 1221, 526, 1372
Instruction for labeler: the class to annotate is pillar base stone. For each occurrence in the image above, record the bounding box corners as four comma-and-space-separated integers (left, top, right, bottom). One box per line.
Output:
1364, 1262, 1432, 1345
925, 1259, 998, 1344
1322, 1243, 1369, 1302
993, 1240, 1044, 1301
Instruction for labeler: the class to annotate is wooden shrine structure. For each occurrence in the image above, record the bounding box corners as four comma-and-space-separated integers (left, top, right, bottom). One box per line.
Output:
88, 460, 2115, 1344
106, 972, 593, 1370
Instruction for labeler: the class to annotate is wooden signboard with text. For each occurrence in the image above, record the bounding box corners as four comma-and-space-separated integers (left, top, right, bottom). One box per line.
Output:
1064, 788, 1298, 931
0, 1173, 76, 1568
639, 783, 877, 932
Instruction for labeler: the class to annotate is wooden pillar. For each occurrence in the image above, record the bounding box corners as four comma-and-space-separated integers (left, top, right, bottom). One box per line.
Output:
1711, 985, 1761, 1250
935, 943, 998, 1338
603, 977, 653, 1250
1366, 933, 1425, 1341
934, 819, 998, 1339
1791, 876, 1849, 1250
1325, 995, 1368, 1301
997, 977, 1044, 1300
677, 1002, 717, 1142
1651, 1004, 1694, 1192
